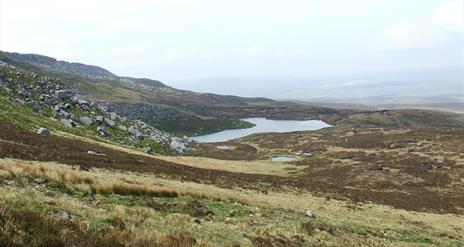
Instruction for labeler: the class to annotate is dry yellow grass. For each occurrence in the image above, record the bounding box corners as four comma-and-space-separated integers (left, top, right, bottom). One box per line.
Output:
0, 159, 200, 199
1, 157, 462, 241
154, 155, 303, 175
53, 132, 303, 176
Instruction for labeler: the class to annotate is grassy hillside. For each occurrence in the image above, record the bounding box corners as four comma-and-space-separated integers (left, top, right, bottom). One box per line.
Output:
0, 125, 463, 246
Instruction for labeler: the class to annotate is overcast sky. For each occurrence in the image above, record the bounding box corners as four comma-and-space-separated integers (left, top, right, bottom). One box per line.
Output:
1, 0, 463, 82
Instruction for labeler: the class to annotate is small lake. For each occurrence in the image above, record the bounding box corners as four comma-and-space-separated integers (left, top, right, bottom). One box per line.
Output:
191, 117, 331, 143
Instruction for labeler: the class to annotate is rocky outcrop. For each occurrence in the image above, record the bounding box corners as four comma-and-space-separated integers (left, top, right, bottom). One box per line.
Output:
3, 52, 115, 78
0, 61, 189, 154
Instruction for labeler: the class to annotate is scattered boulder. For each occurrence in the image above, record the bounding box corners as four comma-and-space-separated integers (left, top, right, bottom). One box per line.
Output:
305, 209, 315, 218
95, 116, 104, 123
33, 178, 47, 184
79, 116, 93, 126
129, 126, 144, 140
110, 112, 118, 120
59, 110, 70, 118
103, 118, 116, 128
54, 211, 71, 221
224, 217, 233, 224
144, 147, 154, 155
97, 126, 107, 136
54, 90, 68, 100
60, 119, 75, 128
134, 131, 145, 141
170, 138, 187, 153
36, 127, 51, 136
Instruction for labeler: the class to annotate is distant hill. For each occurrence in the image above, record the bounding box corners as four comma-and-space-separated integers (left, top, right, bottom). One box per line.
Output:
2, 52, 115, 78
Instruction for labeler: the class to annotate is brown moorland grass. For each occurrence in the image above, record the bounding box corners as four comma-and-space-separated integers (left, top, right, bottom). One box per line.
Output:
0, 160, 204, 199
1, 121, 463, 214
1, 158, 463, 246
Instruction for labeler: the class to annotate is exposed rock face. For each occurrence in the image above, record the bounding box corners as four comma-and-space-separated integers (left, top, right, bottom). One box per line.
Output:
108, 102, 198, 126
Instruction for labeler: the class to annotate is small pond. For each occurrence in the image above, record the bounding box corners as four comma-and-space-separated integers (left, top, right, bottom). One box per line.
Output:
271, 156, 296, 162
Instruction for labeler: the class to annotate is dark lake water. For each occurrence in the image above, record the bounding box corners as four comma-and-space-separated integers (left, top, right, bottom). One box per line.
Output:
191, 117, 331, 143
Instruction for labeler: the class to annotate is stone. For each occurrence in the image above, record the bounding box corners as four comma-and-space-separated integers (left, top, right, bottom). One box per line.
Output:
87, 150, 105, 156
110, 112, 118, 120
95, 116, 104, 123
144, 147, 154, 155
97, 126, 107, 134
224, 217, 233, 224
15, 99, 25, 105
129, 126, 144, 140
118, 125, 128, 131
73, 93, 88, 100
60, 119, 74, 128
36, 127, 51, 136
134, 131, 145, 141
33, 178, 47, 184
54, 90, 68, 100
77, 99, 89, 105
170, 138, 186, 153
59, 110, 70, 118
128, 126, 138, 135
79, 116, 93, 126
104, 118, 116, 128
305, 209, 315, 218
54, 211, 71, 221
5, 180, 16, 186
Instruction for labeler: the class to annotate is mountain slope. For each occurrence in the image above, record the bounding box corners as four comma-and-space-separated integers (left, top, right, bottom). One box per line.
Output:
1, 51, 354, 135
